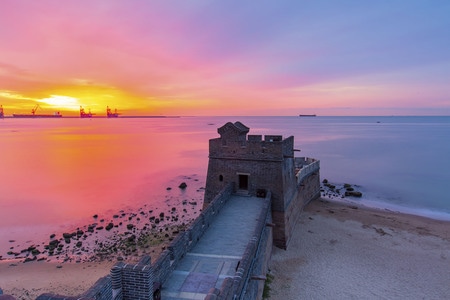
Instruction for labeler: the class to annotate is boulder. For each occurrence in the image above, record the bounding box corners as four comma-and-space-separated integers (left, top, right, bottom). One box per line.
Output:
178, 182, 187, 189
106, 223, 114, 231
345, 191, 362, 197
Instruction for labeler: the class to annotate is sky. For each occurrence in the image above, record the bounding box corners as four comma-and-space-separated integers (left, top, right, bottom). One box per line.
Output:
1, 0, 450, 116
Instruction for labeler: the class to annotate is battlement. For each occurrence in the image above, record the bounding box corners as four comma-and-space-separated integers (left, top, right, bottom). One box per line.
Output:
209, 122, 294, 161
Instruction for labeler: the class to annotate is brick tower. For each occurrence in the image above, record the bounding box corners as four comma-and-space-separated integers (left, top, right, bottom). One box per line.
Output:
204, 121, 321, 249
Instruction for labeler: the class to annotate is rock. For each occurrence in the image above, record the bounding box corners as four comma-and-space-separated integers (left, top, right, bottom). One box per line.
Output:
322, 179, 328, 183
49, 240, 59, 246
50, 234, 56, 239
178, 182, 187, 189
106, 223, 114, 231
76, 241, 82, 248
166, 187, 172, 190
93, 214, 98, 219
126, 224, 134, 230
345, 191, 362, 197
31, 249, 41, 256
62, 233, 72, 239
23, 256, 37, 263
324, 183, 335, 189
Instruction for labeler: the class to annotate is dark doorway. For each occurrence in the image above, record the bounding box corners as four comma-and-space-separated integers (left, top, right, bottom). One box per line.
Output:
238, 174, 249, 190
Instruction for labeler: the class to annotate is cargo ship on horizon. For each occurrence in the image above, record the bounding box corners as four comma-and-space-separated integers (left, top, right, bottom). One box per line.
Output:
80, 106, 94, 118
107, 106, 119, 118
13, 104, 62, 118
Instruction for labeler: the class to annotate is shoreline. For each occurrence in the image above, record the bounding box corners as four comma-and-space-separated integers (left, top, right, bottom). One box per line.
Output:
308, 197, 449, 240
269, 197, 450, 299
2, 197, 449, 299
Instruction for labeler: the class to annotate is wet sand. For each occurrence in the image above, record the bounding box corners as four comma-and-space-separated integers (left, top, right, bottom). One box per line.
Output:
269, 198, 450, 299
0, 260, 113, 299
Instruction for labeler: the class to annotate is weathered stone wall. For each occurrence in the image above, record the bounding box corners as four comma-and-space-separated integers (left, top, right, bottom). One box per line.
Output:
205, 134, 294, 207
273, 170, 321, 249
120, 260, 153, 300
82, 276, 113, 300
205, 158, 284, 204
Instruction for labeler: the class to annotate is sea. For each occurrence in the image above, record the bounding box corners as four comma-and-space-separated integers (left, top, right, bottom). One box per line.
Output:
1, 116, 449, 257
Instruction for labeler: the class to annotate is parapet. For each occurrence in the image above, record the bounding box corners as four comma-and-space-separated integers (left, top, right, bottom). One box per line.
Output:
209, 122, 294, 161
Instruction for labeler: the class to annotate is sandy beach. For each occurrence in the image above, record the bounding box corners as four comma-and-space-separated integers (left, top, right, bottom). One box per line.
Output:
0, 260, 114, 299
269, 198, 450, 300
0, 239, 169, 299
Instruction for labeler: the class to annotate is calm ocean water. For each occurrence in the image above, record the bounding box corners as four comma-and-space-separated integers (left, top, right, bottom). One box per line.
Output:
1, 116, 449, 255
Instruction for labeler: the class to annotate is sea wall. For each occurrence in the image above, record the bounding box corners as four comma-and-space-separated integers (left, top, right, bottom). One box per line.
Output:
273, 163, 321, 249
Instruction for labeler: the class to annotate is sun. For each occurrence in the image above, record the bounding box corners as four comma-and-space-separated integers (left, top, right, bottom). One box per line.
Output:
38, 95, 80, 110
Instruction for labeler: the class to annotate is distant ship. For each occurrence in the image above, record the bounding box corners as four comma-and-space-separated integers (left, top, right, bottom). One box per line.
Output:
80, 106, 94, 118
13, 104, 62, 118
299, 114, 317, 117
107, 106, 119, 118
0, 105, 4, 118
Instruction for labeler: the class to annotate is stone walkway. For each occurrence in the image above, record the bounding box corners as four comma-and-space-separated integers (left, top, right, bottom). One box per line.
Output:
161, 195, 265, 300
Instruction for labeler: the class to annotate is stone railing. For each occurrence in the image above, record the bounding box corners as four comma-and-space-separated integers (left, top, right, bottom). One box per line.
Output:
296, 157, 320, 185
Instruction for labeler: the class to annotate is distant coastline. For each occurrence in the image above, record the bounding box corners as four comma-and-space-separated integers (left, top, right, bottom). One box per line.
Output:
299, 114, 317, 117
1, 115, 180, 119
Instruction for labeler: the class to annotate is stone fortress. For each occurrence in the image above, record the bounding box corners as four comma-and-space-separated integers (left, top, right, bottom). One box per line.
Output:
204, 121, 321, 249
1, 121, 320, 300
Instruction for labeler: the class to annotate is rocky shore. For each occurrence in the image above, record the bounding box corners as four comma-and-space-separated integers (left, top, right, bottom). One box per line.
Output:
0, 176, 205, 299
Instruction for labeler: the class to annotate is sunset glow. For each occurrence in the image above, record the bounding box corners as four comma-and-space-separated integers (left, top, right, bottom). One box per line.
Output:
1, 1, 450, 116
39, 95, 80, 111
